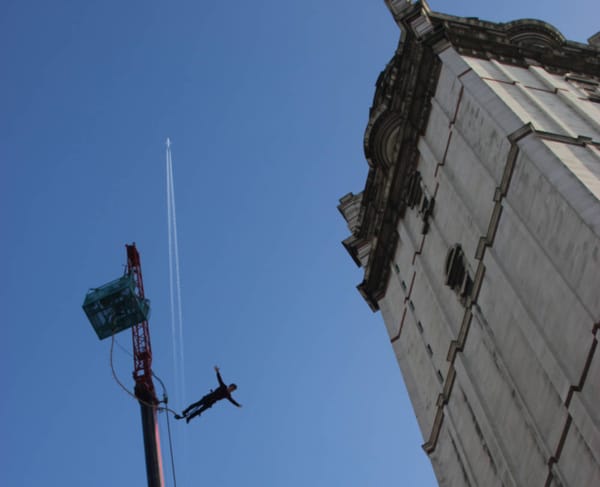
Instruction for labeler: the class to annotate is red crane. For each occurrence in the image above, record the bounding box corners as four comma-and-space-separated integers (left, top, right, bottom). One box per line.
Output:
126, 243, 165, 487
83, 243, 167, 487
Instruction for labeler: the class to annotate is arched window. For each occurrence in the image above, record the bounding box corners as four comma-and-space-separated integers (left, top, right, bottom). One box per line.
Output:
405, 170, 435, 234
405, 170, 423, 208
444, 244, 473, 301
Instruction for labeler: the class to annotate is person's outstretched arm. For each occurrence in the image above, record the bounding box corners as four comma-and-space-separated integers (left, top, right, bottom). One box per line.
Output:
227, 396, 242, 408
215, 365, 225, 387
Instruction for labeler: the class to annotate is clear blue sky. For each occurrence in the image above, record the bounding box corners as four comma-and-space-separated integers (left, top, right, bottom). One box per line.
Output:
1, 1, 597, 486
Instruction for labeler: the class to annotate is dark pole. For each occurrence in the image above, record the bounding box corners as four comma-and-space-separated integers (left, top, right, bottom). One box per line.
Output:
136, 385, 165, 487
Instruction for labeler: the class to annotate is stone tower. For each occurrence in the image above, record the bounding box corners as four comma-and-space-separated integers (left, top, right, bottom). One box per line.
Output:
339, 1, 600, 485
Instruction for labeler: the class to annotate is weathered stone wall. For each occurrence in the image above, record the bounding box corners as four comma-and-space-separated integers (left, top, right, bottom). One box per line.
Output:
339, 4, 600, 485
376, 46, 600, 486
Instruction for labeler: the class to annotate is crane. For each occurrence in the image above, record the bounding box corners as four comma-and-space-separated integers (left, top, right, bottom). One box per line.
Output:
83, 243, 165, 487
127, 243, 165, 487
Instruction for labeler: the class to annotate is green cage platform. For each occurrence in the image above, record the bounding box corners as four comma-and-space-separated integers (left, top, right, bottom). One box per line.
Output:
82, 273, 150, 340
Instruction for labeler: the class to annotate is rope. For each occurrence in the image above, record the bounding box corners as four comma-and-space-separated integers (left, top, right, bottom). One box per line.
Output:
114, 338, 170, 405
109, 334, 180, 416
164, 403, 178, 487
114, 338, 174, 410
152, 356, 178, 487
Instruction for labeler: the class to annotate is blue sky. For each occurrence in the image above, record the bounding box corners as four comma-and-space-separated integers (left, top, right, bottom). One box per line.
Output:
2, 1, 598, 486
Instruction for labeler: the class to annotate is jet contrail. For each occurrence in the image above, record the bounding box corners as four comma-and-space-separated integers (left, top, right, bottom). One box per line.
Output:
166, 138, 186, 409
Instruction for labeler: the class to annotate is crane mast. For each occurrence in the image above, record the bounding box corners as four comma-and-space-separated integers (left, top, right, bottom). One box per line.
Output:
126, 243, 165, 487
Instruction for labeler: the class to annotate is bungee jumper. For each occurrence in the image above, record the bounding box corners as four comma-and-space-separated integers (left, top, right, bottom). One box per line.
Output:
175, 366, 241, 423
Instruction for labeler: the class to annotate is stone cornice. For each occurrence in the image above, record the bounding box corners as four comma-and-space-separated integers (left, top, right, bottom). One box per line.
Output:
431, 15, 600, 76
354, 22, 440, 310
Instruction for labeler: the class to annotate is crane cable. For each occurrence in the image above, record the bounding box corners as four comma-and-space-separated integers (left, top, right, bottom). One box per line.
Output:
109, 334, 179, 487
164, 401, 177, 487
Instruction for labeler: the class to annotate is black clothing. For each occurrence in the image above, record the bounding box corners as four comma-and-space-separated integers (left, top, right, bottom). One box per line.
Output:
180, 369, 240, 422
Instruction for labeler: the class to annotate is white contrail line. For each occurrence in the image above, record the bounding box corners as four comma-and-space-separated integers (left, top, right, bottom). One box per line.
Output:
165, 137, 192, 484
170, 173, 186, 405
166, 138, 186, 409
169, 143, 186, 404
166, 139, 180, 408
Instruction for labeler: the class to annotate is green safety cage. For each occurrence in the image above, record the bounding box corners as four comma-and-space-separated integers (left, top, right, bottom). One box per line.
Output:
82, 273, 150, 340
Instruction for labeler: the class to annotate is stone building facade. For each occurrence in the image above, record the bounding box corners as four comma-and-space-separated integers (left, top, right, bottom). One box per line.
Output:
339, 1, 600, 485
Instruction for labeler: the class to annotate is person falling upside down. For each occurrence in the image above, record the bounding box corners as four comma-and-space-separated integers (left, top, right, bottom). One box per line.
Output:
175, 366, 241, 423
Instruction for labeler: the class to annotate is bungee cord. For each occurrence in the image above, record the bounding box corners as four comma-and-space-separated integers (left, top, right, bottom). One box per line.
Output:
109, 334, 179, 415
